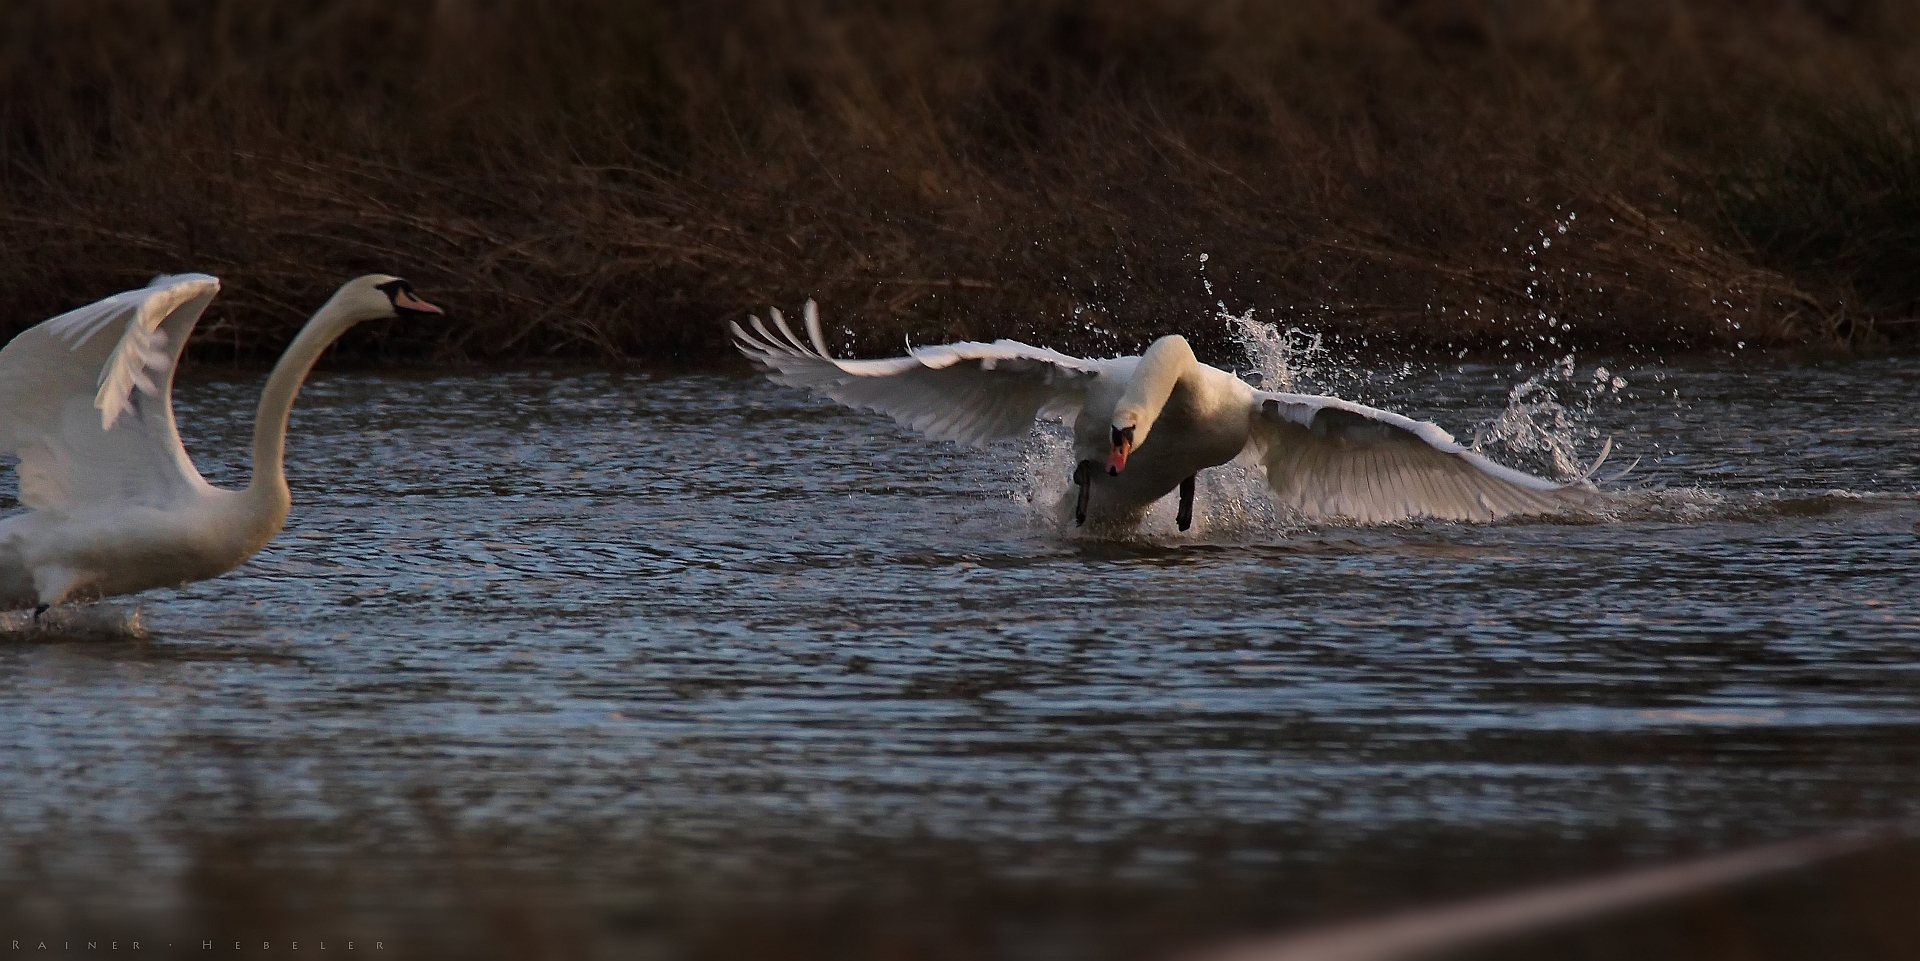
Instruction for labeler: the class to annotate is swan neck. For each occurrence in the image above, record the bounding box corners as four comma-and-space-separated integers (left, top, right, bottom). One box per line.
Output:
1119, 335, 1195, 426
246, 296, 364, 502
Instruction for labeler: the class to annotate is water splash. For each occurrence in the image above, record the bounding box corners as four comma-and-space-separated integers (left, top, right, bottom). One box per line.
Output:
1017, 422, 1077, 532
1065, 302, 1124, 355
1014, 258, 1651, 534
1223, 305, 1623, 485
1015, 255, 1342, 537
1015, 423, 1288, 539
1471, 356, 1629, 480
1205, 253, 1344, 395
0, 604, 147, 641
1223, 307, 1330, 393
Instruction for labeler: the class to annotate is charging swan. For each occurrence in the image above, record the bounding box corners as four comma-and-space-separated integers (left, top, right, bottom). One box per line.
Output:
733, 302, 1604, 531
0, 273, 443, 614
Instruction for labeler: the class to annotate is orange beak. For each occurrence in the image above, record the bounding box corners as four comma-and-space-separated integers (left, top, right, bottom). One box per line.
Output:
394, 288, 444, 316
1106, 435, 1131, 475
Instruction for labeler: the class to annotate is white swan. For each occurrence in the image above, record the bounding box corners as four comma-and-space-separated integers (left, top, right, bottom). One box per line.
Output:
733, 302, 1605, 530
0, 273, 443, 614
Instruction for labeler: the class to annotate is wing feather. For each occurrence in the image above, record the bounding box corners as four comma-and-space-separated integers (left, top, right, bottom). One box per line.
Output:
0, 274, 221, 510
1252, 389, 1600, 523
731, 300, 1105, 447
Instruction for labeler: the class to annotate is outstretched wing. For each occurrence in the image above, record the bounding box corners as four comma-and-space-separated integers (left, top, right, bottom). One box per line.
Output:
1251, 390, 1601, 524
731, 301, 1106, 446
0, 274, 221, 511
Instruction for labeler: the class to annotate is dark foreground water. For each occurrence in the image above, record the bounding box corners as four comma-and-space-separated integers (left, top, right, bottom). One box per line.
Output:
0, 358, 1916, 959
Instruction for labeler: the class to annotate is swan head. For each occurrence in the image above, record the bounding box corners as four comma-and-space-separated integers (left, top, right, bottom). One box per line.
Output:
331, 274, 445, 322
1107, 413, 1143, 475
1105, 334, 1190, 474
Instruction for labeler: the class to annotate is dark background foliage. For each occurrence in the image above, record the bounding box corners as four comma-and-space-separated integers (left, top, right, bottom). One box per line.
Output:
4, 0, 1920, 365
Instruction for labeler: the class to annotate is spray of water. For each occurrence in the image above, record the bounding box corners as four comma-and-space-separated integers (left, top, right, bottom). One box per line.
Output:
1017, 423, 1077, 532
1016, 225, 1901, 532
1470, 356, 1629, 480
1016, 420, 1286, 539
0, 604, 147, 641
1036, 299, 1904, 534
1224, 307, 1329, 394
1015, 240, 1655, 535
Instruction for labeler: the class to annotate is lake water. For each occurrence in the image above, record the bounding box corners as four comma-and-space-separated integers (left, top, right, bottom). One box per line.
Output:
0, 355, 1916, 959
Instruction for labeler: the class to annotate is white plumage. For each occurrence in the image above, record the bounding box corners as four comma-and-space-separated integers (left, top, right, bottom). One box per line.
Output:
733, 301, 1603, 531
0, 273, 442, 613
4, 274, 221, 514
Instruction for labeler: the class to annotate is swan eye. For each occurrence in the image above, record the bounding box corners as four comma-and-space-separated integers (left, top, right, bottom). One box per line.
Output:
375, 278, 444, 317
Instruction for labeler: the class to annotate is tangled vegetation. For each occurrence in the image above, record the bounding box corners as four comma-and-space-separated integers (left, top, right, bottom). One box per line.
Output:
4, 1, 1919, 366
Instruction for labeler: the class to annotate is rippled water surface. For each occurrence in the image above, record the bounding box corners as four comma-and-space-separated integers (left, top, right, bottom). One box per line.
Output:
1, 358, 1917, 956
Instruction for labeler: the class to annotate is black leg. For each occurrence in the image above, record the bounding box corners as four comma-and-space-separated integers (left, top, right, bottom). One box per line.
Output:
1072, 460, 1094, 526
32, 604, 47, 625
1177, 474, 1196, 531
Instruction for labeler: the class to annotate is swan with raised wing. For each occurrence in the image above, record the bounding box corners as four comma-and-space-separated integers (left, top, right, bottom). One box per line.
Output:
733, 302, 1604, 531
0, 273, 443, 615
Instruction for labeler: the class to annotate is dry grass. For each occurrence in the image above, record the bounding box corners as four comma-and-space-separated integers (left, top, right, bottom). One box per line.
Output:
4, 0, 1920, 366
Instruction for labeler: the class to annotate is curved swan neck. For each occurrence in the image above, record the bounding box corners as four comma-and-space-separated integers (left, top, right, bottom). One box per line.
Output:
245, 294, 375, 502
1117, 335, 1196, 427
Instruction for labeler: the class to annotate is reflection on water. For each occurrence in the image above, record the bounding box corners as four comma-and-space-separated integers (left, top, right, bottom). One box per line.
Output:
0, 359, 1916, 955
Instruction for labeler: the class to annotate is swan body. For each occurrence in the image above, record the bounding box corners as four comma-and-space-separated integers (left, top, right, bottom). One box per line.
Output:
733, 302, 1603, 530
0, 273, 442, 611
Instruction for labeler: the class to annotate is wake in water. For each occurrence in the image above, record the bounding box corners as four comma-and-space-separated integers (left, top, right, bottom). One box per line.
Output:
0, 604, 148, 642
1586, 487, 1920, 525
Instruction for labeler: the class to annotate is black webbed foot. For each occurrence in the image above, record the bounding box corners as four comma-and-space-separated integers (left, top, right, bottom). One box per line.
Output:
1072, 460, 1094, 526
1177, 474, 1196, 531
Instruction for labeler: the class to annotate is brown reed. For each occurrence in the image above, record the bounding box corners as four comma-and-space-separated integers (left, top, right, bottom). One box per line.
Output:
2, 0, 1918, 366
